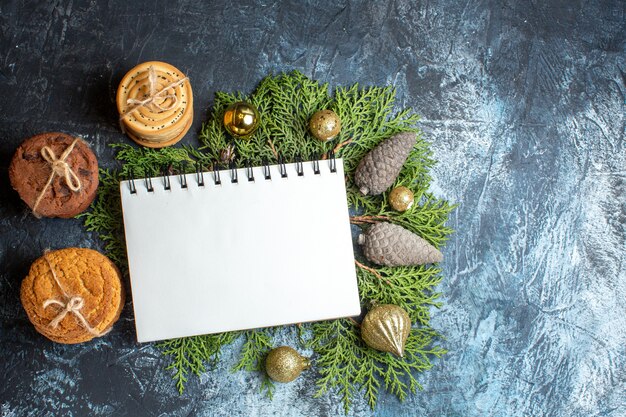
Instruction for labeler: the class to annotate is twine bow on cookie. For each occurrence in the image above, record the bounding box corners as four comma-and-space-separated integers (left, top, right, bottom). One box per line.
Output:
43, 296, 91, 330
32, 138, 83, 218
41, 251, 108, 337
118, 65, 188, 131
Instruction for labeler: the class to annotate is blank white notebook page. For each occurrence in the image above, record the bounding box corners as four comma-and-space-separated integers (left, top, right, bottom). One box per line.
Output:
120, 158, 361, 343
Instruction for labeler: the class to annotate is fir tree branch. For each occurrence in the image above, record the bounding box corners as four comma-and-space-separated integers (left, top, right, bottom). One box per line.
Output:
354, 260, 386, 283
350, 215, 390, 224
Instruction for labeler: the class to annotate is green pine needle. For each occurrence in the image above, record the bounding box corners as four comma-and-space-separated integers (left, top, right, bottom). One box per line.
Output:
80, 70, 454, 412
232, 329, 276, 399
159, 332, 239, 393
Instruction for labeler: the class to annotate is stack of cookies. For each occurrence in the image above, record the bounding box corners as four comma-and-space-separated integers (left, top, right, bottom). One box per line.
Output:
116, 61, 193, 148
9, 132, 99, 218
21, 248, 125, 344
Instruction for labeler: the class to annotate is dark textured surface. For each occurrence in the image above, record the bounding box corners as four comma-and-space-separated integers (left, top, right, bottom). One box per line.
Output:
1, 1, 625, 416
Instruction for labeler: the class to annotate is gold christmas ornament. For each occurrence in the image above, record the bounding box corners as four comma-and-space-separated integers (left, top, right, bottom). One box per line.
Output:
265, 346, 311, 383
361, 303, 411, 357
309, 110, 341, 142
388, 186, 414, 212
223, 101, 260, 138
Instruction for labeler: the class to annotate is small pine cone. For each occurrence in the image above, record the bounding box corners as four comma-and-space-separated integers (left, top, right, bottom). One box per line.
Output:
354, 132, 416, 195
357, 222, 443, 267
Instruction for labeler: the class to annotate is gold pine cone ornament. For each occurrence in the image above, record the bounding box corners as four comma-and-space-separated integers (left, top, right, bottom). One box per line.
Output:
265, 346, 311, 383
361, 303, 411, 357
223, 101, 260, 138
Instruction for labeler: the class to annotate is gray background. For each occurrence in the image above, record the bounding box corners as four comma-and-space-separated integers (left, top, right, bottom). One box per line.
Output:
1, 1, 624, 416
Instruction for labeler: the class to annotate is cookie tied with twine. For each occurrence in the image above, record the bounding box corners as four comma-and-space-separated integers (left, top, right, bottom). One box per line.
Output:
9, 133, 99, 218
20, 248, 125, 344
116, 61, 194, 148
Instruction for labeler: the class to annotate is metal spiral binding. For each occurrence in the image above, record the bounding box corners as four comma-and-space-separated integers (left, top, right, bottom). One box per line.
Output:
229, 161, 238, 183
295, 156, 304, 176
129, 153, 340, 193
179, 162, 188, 188
278, 155, 288, 178
196, 161, 204, 186
128, 170, 137, 194
262, 157, 271, 180
145, 175, 154, 192
328, 150, 337, 173
245, 160, 255, 182
213, 163, 222, 185
310, 152, 320, 174
162, 165, 171, 190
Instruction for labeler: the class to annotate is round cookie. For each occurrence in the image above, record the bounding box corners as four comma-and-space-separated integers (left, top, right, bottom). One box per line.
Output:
20, 248, 125, 344
124, 110, 193, 149
116, 61, 193, 148
9, 133, 99, 218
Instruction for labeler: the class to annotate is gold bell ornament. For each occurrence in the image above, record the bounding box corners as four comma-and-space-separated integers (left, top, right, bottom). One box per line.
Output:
361, 302, 411, 357
265, 346, 311, 383
223, 101, 260, 138
309, 110, 341, 142
388, 186, 414, 212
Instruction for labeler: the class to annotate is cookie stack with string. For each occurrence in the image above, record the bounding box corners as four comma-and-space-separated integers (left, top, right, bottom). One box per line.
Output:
116, 61, 193, 148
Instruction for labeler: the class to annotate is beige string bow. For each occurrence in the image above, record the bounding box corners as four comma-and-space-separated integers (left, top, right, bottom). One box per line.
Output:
42, 251, 108, 337
31, 138, 82, 218
118, 65, 188, 131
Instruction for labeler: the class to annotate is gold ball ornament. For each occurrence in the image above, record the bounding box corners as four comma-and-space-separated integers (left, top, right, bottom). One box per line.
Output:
309, 110, 341, 142
223, 101, 260, 138
388, 186, 414, 212
265, 346, 311, 383
361, 303, 411, 357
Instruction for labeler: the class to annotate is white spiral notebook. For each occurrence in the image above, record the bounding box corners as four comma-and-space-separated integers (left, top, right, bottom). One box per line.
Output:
120, 157, 361, 343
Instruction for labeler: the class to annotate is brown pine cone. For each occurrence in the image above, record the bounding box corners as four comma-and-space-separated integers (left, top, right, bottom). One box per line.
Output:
357, 222, 443, 266
354, 132, 416, 195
